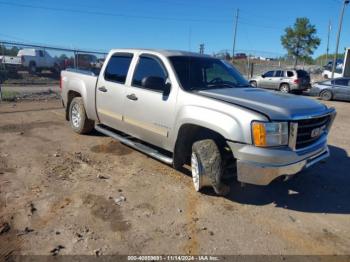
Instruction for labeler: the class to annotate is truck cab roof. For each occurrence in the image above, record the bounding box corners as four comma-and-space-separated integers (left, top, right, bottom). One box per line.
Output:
108, 48, 211, 58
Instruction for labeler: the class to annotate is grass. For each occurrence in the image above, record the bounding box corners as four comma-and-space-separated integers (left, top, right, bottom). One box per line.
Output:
0, 90, 19, 101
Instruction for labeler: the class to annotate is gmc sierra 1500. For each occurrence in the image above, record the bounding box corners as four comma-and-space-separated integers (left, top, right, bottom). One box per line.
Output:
61, 49, 336, 195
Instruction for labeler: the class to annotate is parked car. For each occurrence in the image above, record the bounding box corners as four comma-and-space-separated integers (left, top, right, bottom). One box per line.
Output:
249, 69, 311, 93
61, 49, 336, 195
310, 77, 350, 101
18, 49, 60, 74
0, 48, 60, 74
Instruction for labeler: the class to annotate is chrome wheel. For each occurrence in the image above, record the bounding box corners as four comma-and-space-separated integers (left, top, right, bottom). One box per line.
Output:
71, 103, 81, 128
320, 90, 332, 101
191, 152, 201, 191
280, 84, 290, 93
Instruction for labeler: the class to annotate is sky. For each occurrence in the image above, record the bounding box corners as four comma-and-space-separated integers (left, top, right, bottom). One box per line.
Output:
1, 0, 349, 58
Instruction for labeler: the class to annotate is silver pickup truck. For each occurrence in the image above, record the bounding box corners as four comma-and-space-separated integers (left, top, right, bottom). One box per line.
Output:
61, 49, 336, 195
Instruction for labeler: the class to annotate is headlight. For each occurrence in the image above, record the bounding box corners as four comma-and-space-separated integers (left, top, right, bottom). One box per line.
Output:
252, 121, 289, 147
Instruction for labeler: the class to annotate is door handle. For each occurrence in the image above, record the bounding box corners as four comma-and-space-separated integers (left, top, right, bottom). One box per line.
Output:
126, 94, 138, 101
98, 86, 107, 92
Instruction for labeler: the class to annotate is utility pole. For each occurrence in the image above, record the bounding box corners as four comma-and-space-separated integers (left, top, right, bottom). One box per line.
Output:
332, 0, 349, 79
232, 9, 239, 59
199, 44, 205, 54
326, 20, 331, 63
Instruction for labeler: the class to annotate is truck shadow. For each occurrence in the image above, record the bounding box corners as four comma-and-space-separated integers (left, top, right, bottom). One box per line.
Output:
224, 145, 350, 214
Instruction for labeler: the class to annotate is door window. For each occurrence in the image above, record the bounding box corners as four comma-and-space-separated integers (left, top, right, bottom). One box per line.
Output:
275, 70, 283, 77
332, 79, 350, 86
287, 71, 294, 77
263, 71, 274, 77
38, 50, 44, 57
132, 55, 167, 91
104, 54, 133, 84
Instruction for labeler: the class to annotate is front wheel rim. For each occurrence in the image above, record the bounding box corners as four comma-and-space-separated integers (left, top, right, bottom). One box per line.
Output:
191, 152, 201, 191
71, 103, 81, 128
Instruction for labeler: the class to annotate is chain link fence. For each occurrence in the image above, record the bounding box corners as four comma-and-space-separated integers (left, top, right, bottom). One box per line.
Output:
231, 58, 323, 82
0, 40, 107, 101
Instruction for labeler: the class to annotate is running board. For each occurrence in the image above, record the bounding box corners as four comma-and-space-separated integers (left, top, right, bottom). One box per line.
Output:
95, 125, 173, 165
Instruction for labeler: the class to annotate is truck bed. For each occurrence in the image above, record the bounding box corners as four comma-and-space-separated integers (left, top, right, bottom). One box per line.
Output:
61, 68, 99, 121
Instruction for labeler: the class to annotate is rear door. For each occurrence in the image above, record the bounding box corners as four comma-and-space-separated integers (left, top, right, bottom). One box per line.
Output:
332, 78, 350, 101
123, 53, 177, 149
259, 71, 275, 89
96, 53, 134, 131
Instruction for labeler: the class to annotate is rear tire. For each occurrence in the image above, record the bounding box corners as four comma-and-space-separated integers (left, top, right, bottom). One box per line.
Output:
191, 139, 230, 195
280, 83, 290, 93
69, 97, 94, 134
250, 81, 257, 87
320, 90, 333, 101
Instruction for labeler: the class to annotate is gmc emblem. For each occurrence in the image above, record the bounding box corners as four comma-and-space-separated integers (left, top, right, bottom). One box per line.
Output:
311, 125, 326, 138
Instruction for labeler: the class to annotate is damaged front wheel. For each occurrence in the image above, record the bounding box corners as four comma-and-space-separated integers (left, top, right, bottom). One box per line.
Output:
191, 139, 230, 195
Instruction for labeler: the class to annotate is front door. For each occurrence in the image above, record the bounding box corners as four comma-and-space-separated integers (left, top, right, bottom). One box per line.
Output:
96, 53, 134, 131
123, 54, 177, 150
260, 71, 275, 89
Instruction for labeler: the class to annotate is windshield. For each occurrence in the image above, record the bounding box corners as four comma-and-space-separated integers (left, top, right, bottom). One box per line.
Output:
169, 56, 249, 91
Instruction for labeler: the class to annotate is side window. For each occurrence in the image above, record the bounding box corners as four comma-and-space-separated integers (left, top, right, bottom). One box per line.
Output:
38, 50, 44, 57
287, 71, 294, 77
333, 79, 349, 86
264, 71, 274, 77
275, 70, 283, 77
104, 54, 133, 84
132, 56, 167, 91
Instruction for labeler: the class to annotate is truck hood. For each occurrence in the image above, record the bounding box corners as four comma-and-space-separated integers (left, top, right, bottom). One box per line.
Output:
197, 88, 328, 120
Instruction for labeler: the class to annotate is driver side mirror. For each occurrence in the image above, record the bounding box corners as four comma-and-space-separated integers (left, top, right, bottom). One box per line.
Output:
163, 79, 172, 96
261, 74, 265, 78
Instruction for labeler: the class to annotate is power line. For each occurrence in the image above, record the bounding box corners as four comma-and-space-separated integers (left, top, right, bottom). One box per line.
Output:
238, 19, 282, 31
0, 1, 231, 24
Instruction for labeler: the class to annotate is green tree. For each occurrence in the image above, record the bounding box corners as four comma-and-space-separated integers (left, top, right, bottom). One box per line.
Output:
281, 17, 321, 68
0, 45, 19, 56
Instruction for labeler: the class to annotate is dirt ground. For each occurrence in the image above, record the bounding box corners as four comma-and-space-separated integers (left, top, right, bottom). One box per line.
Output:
0, 97, 349, 257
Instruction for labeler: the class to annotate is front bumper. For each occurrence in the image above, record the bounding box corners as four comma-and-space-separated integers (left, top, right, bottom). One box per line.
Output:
236, 147, 329, 185
227, 131, 331, 186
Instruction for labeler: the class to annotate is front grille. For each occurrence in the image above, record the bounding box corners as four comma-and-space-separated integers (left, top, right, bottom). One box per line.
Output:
295, 115, 331, 149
